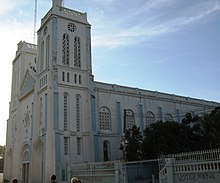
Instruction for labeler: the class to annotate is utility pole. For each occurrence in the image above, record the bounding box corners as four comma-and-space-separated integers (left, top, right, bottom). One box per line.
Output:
33, 0, 37, 44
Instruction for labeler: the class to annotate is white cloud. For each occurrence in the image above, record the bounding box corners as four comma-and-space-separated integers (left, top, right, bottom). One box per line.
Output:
0, 0, 19, 16
0, 0, 26, 16
91, 0, 220, 48
170, 1, 220, 27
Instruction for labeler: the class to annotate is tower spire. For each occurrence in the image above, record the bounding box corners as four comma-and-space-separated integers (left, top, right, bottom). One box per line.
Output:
52, 0, 62, 7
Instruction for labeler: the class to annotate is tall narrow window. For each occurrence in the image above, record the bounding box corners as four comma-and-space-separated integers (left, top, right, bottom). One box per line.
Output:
12, 70, 17, 94
74, 36, 81, 68
79, 75, 82, 84
74, 74, 77, 83
12, 115, 17, 139
40, 98, 43, 126
46, 35, 50, 68
62, 34, 69, 65
99, 107, 111, 131
76, 94, 81, 132
64, 137, 69, 155
45, 74, 47, 84
40, 41, 44, 72
62, 72, 65, 82
67, 73, 70, 82
64, 92, 69, 131
77, 137, 82, 155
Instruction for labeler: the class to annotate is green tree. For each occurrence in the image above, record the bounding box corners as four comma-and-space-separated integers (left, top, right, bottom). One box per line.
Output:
123, 107, 220, 161
124, 125, 143, 161
142, 121, 192, 159
0, 145, 5, 158
0, 145, 5, 173
142, 107, 220, 160
181, 113, 202, 151
198, 107, 220, 149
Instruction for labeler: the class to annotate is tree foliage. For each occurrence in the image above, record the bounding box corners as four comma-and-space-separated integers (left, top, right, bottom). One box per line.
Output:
142, 121, 192, 159
198, 107, 220, 149
124, 125, 143, 161
0, 145, 5, 173
123, 107, 220, 161
0, 145, 5, 158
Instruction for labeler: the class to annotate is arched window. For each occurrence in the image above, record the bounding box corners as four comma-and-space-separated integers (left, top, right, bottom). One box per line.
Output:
67, 72, 70, 82
63, 92, 69, 131
12, 114, 17, 139
62, 72, 65, 82
74, 36, 81, 68
40, 41, 44, 72
103, 140, 110, 161
99, 107, 111, 131
40, 97, 43, 126
79, 75, 82, 84
62, 33, 69, 65
165, 113, 173, 122
46, 35, 50, 68
74, 74, 77, 83
76, 94, 81, 132
125, 109, 135, 130
146, 111, 155, 125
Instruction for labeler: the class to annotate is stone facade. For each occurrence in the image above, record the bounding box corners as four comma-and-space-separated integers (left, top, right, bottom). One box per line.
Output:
4, 0, 219, 182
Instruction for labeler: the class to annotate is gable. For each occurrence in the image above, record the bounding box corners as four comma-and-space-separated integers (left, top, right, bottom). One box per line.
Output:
20, 70, 35, 99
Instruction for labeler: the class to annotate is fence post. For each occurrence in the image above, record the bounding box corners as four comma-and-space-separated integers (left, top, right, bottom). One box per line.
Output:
115, 163, 119, 183
67, 166, 71, 182
166, 158, 174, 183
152, 174, 155, 183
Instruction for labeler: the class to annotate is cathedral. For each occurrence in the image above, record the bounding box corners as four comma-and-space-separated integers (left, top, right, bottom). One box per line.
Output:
4, 0, 219, 182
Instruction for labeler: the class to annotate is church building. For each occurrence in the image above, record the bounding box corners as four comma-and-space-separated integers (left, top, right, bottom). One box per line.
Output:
4, 0, 219, 182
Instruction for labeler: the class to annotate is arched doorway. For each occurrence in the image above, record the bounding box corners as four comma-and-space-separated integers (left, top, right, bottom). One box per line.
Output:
21, 144, 30, 183
103, 140, 110, 161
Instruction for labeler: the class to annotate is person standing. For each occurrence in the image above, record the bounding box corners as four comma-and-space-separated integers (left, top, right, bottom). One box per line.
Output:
11, 178, 18, 183
71, 177, 79, 183
49, 174, 57, 183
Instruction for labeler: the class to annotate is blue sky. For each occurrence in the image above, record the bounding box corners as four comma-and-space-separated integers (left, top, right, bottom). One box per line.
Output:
0, 0, 220, 145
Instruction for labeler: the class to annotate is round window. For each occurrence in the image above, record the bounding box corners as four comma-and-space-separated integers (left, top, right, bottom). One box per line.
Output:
68, 23, 76, 32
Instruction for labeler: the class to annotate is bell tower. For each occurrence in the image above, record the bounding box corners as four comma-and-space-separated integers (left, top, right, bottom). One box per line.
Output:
37, 0, 92, 87
34, 0, 94, 181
